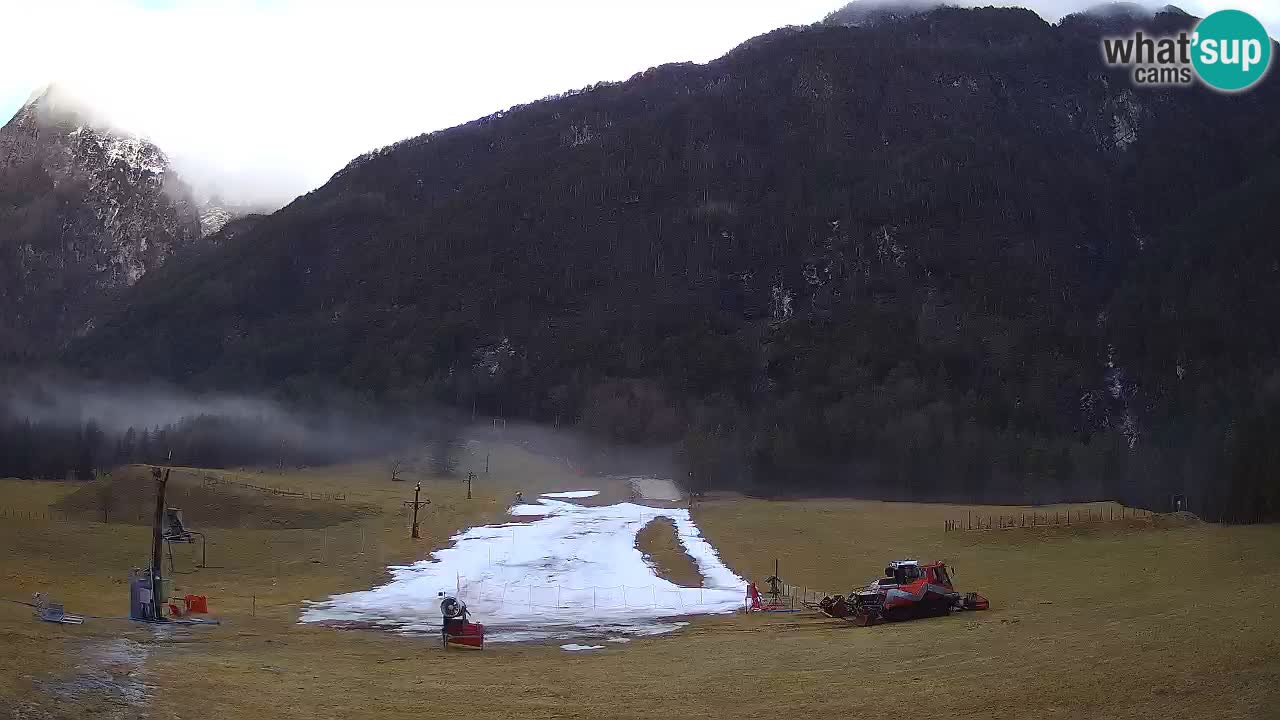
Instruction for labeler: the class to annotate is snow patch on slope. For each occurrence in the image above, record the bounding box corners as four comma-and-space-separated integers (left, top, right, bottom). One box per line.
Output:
300, 497, 746, 642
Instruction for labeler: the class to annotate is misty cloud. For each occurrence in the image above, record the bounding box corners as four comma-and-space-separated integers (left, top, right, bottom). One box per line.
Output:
0, 372, 420, 466
1, 375, 288, 435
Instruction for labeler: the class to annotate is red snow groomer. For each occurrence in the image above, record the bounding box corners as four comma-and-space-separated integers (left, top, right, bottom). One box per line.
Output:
819, 560, 988, 626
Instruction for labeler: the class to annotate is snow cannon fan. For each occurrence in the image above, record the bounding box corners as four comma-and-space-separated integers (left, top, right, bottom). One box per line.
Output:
438, 593, 484, 649
440, 595, 467, 622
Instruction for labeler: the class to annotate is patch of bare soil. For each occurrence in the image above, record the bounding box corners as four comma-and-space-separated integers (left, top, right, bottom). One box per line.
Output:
635, 517, 704, 587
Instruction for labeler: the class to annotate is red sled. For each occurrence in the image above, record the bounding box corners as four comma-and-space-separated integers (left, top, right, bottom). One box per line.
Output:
442, 620, 485, 649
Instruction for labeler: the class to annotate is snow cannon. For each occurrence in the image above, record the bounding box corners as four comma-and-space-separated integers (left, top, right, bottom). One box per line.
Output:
818, 560, 988, 626
439, 594, 485, 649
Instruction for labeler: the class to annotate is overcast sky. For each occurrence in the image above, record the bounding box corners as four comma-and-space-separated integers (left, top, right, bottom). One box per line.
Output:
1, 0, 1276, 207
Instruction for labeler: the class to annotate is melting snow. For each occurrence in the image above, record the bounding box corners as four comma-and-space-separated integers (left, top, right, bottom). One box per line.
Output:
540, 490, 600, 499
560, 644, 605, 651
300, 497, 746, 642
510, 504, 554, 517
628, 477, 681, 502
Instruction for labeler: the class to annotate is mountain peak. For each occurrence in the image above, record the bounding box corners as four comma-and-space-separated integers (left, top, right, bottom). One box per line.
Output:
822, 0, 947, 27
21, 83, 54, 108
8, 83, 91, 129
0, 83, 209, 353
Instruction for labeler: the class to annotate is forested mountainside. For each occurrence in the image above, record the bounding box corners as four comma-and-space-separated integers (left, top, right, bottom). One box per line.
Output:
65, 7, 1280, 518
0, 86, 206, 358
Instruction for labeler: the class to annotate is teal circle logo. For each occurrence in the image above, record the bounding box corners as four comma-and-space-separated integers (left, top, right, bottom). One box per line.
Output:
1192, 10, 1272, 92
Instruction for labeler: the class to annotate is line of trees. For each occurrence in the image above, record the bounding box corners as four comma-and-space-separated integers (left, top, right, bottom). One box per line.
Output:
0, 418, 103, 481
0, 414, 363, 480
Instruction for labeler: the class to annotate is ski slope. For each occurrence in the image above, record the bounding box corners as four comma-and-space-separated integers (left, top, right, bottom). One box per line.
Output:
300, 495, 747, 642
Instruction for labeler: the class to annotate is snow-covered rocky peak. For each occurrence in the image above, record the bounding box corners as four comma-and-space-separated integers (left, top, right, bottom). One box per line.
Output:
0, 85, 207, 351
199, 204, 235, 236
9, 85, 170, 184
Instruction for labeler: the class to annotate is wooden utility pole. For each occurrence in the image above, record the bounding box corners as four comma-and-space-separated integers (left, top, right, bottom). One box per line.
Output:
466, 471, 475, 500
404, 482, 430, 539
149, 465, 170, 621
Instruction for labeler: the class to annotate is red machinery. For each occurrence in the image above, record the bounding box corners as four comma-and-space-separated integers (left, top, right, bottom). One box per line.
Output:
819, 560, 988, 626
440, 595, 485, 649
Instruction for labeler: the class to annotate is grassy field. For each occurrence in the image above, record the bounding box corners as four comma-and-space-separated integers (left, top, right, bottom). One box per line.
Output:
1, 443, 1278, 719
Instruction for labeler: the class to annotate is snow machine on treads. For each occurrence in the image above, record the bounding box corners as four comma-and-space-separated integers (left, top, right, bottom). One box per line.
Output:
818, 560, 988, 626
439, 594, 485, 649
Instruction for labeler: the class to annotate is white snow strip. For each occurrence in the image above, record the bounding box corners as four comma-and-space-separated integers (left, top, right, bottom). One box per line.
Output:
560, 643, 605, 652
510, 504, 553, 516
540, 490, 600, 499
301, 498, 745, 642
605, 637, 631, 644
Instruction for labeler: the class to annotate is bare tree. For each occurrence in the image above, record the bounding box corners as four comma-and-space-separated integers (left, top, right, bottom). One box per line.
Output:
96, 472, 116, 523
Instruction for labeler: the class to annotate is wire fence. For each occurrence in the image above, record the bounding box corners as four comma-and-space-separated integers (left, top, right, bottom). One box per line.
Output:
200, 474, 347, 501
0, 508, 78, 523
945, 506, 1153, 532
744, 581, 835, 610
